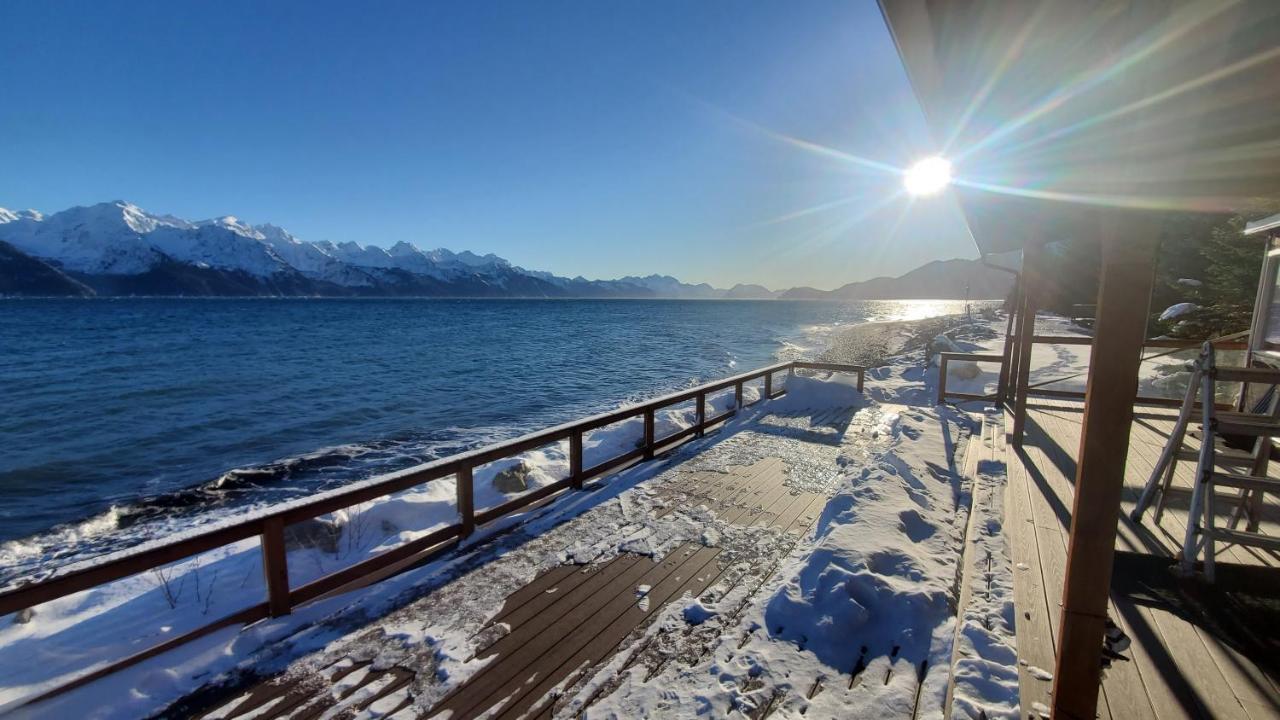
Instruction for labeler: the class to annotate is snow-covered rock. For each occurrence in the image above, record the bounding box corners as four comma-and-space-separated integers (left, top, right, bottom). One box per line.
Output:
1159, 302, 1200, 321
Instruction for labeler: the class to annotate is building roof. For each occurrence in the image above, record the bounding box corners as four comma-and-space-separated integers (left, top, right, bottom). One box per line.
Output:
1244, 212, 1280, 236
878, 0, 1280, 255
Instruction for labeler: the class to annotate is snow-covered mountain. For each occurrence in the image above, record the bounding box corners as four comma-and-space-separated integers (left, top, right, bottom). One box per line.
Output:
0, 201, 754, 298
0, 201, 1007, 300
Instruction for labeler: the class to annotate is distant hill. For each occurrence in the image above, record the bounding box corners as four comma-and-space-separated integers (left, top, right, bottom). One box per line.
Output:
781, 258, 1012, 301
723, 283, 780, 299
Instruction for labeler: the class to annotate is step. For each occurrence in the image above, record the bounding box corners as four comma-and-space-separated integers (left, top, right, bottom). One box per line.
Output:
1177, 448, 1256, 467
1214, 366, 1280, 384
1210, 473, 1280, 494
1213, 413, 1280, 437
1209, 527, 1280, 552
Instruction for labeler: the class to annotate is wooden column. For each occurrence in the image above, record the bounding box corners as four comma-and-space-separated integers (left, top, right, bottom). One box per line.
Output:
1010, 244, 1042, 445
1052, 213, 1158, 719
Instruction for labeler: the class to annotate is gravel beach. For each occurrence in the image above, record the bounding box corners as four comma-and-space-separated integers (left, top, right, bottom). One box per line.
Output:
818, 312, 1002, 368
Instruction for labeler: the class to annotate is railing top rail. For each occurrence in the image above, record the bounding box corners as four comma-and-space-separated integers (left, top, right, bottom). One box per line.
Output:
938, 352, 1006, 362
1029, 334, 1249, 351
0, 358, 865, 616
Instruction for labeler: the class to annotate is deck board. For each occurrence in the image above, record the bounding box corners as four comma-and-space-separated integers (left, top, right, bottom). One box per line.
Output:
1004, 400, 1280, 720
421, 456, 830, 720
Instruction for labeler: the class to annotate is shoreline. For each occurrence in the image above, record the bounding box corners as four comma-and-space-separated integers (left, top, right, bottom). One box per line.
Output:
817, 311, 996, 368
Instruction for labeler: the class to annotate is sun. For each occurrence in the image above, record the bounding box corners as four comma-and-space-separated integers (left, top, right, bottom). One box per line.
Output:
903, 156, 952, 196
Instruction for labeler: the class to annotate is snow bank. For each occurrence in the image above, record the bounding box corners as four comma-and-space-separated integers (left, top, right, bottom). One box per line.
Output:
767, 372, 865, 413
949, 419, 1019, 719
583, 405, 972, 719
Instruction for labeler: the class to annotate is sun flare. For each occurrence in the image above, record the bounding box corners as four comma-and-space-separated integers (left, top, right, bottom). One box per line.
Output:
903, 156, 952, 196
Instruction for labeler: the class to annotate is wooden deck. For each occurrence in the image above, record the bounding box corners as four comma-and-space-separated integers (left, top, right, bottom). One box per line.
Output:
1005, 399, 1280, 719
192, 457, 830, 720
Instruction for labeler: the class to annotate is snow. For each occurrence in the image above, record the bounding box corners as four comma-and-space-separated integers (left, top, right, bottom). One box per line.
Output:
581, 401, 970, 719
0, 201, 168, 274
1159, 302, 1200, 321
1, 310, 1057, 719
949, 414, 1019, 720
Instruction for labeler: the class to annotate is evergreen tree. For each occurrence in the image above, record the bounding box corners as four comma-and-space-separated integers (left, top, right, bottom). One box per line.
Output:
1150, 208, 1277, 339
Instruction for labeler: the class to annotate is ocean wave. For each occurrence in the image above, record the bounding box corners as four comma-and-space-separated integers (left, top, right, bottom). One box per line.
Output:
0, 429, 520, 589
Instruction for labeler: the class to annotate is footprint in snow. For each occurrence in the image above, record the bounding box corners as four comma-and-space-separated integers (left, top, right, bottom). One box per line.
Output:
898, 509, 936, 543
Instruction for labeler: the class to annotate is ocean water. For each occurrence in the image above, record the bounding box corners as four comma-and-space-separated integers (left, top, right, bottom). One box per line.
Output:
0, 297, 969, 579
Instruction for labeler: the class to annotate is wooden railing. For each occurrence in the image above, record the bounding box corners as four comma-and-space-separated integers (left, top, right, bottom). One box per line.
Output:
935, 352, 1007, 405
0, 359, 864, 704
936, 335, 1250, 407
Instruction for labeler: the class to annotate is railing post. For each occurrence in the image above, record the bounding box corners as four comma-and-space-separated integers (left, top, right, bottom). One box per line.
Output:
856, 367, 865, 393
570, 430, 583, 488
457, 464, 475, 537
734, 381, 743, 410
695, 392, 706, 438
643, 408, 655, 460
764, 372, 773, 398
937, 356, 949, 405
260, 517, 291, 617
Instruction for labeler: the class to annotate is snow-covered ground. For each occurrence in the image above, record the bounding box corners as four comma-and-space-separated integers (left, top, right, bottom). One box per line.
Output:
3, 310, 1106, 719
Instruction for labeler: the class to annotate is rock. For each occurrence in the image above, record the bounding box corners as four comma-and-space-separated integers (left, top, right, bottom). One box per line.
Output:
493, 461, 531, 494
928, 333, 961, 366
284, 518, 341, 554
13, 607, 34, 625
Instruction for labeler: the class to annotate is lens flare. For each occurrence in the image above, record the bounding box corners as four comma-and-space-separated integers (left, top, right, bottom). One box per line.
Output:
903, 157, 952, 196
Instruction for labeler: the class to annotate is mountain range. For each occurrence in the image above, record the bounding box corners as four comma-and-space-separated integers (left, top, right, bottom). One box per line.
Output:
0, 201, 1013, 300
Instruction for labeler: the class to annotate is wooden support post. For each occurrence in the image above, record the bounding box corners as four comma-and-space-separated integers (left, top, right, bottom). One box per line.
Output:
937, 355, 949, 405
643, 408, 655, 460
1052, 215, 1158, 720
764, 372, 773, 398
998, 278, 1022, 404
569, 430, 583, 489
1011, 244, 1041, 445
457, 464, 474, 537
260, 517, 291, 617
695, 392, 706, 438
856, 368, 865, 393
734, 381, 743, 410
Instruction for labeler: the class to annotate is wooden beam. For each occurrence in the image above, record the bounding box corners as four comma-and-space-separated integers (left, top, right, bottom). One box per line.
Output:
1052, 213, 1158, 719
1011, 244, 1042, 444
998, 277, 1020, 403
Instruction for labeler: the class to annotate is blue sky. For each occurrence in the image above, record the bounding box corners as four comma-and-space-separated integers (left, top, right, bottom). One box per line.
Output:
0, 0, 974, 290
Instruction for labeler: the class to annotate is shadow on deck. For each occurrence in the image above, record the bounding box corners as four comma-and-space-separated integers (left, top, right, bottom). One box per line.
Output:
1003, 400, 1280, 719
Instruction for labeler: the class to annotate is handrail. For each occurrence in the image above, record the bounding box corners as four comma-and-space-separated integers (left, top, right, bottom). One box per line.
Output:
938, 333, 1251, 406
936, 352, 1006, 405
0, 358, 865, 706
